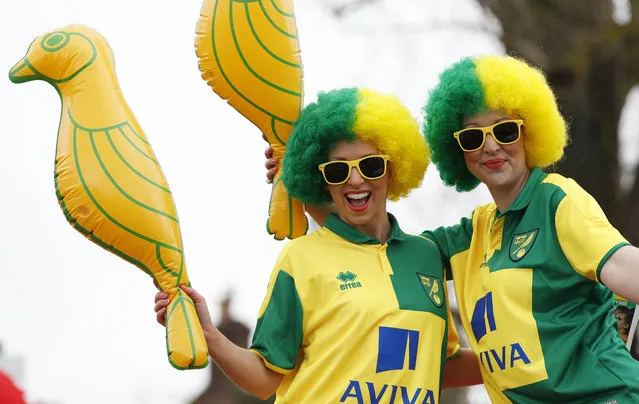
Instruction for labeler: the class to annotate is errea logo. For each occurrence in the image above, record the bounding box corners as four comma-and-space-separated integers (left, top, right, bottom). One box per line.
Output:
337, 271, 362, 291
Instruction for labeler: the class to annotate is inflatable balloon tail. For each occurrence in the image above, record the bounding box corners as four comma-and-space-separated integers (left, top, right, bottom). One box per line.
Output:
195, 0, 308, 240
9, 24, 209, 369
267, 144, 307, 240
156, 247, 209, 369
166, 288, 206, 367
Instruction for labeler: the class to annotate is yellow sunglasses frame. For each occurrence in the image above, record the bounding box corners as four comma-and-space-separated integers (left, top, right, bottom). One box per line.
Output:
453, 119, 524, 152
318, 154, 389, 185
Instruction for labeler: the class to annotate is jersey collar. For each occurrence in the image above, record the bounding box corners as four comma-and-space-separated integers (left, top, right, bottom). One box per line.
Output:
497, 167, 547, 217
324, 213, 406, 245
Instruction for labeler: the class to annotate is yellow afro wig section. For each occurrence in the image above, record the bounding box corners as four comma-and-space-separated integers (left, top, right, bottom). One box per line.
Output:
475, 55, 568, 169
354, 88, 429, 201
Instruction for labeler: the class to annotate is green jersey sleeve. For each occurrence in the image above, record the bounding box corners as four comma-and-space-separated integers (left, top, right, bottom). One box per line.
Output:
250, 247, 304, 374
421, 215, 474, 279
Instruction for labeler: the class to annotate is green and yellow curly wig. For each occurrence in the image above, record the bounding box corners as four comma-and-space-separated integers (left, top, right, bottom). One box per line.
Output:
422, 55, 568, 191
283, 87, 429, 205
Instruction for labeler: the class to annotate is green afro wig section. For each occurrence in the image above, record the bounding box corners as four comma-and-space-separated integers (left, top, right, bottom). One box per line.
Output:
283, 88, 429, 205
423, 55, 568, 192
423, 57, 485, 191
283, 88, 358, 205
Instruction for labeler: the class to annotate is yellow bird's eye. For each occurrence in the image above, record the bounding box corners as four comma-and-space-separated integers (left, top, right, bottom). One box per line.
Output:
40, 32, 70, 53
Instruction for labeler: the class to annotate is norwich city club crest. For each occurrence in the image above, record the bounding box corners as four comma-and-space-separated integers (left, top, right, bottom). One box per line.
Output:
509, 229, 539, 262
417, 273, 443, 308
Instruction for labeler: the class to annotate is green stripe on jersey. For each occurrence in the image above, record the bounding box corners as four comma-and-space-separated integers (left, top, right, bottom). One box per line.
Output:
387, 236, 448, 318
251, 270, 303, 372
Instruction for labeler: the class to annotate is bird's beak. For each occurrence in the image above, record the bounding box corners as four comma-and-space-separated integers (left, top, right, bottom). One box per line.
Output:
9, 58, 39, 83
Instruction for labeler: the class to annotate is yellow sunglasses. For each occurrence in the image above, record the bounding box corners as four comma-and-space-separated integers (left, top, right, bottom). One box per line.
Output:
318, 155, 389, 185
453, 119, 524, 152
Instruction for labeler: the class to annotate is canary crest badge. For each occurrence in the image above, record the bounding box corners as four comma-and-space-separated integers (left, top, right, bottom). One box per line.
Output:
418, 273, 443, 308
509, 229, 539, 262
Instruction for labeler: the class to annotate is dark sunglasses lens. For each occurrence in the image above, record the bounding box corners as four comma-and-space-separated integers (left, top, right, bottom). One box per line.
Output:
493, 121, 520, 143
359, 156, 386, 178
323, 162, 350, 183
458, 129, 484, 151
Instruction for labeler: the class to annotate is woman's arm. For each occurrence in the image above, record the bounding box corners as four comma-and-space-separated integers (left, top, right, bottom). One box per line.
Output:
600, 245, 639, 304
442, 348, 483, 389
155, 286, 282, 399
204, 325, 283, 399
441, 278, 482, 389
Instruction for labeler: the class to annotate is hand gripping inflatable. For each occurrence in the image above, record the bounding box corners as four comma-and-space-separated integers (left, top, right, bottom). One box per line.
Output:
195, 0, 308, 240
9, 24, 208, 370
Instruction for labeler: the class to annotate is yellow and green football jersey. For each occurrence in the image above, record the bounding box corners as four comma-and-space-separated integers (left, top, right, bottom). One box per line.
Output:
250, 214, 460, 403
424, 168, 639, 403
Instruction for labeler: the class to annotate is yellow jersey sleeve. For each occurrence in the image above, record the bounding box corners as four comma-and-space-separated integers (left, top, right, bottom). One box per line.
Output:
250, 246, 304, 374
554, 186, 628, 282
444, 279, 461, 359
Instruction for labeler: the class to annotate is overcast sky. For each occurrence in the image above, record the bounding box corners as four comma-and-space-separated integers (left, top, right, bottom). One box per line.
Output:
1, 1, 637, 403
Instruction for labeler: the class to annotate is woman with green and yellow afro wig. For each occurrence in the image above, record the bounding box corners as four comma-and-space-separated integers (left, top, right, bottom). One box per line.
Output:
283, 87, 429, 204
423, 55, 568, 191
420, 56, 639, 403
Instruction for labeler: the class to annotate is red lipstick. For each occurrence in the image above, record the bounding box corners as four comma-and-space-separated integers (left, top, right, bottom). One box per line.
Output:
484, 158, 505, 170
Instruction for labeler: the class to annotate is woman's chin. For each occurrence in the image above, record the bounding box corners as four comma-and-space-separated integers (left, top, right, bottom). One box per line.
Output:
479, 170, 514, 189
339, 210, 370, 226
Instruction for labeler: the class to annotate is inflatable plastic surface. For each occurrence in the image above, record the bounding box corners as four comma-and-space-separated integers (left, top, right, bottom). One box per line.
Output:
196, 0, 308, 240
9, 24, 208, 370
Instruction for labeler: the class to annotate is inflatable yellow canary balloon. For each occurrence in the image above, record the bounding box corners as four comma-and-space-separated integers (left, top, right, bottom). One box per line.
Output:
9, 24, 208, 370
195, 0, 308, 240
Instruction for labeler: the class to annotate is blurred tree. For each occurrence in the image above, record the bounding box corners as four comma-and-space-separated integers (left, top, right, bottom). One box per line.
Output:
475, 0, 639, 244
324, 0, 639, 244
